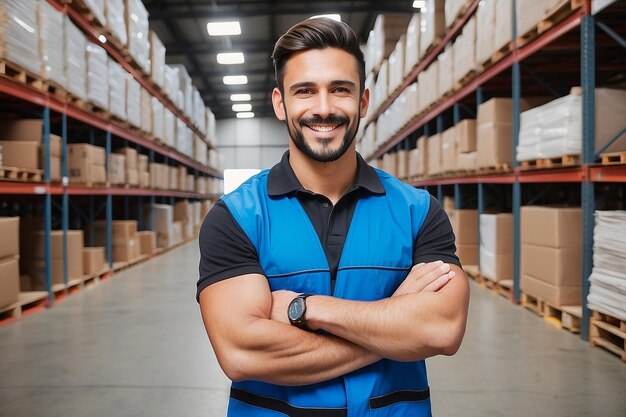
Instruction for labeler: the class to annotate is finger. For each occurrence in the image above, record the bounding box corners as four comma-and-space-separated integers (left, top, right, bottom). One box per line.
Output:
423, 272, 454, 292
410, 262, 451, 292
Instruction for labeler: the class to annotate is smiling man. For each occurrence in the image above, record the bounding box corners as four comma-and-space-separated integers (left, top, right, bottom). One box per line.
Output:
197, 17, 469, 417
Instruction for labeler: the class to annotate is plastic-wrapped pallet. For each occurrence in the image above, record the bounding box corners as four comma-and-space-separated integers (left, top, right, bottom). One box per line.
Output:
149, 31, 165, 88
104, 0, 127, 46
108, 60, 126, 120
164, 64, 178, 103
63, 16, 87, 100
37, 1, 66, 88
176, 118, 185, 154
86, 43, 109, 110
405, 82, 419, 123
194, 136, 207, 165
151, 97, 164, 142
0, 0, 41, 76
164, 108, 175, 147
453, 16, 475, 85
370, 14, 411, 75
494, 0, 512, 53
388, 36, 405, 95
419, 0, 446, 59
588, 210, 626, 320
172, 64, 193, 119
140, 87, 152, 134
479, 213, 513, 282
206, 109, 216, 147
125, 0, 150, 75
79, 0, 106, 27
373, 60, 389, 114
125, 73, 141, 128
445, 0, 465, 28
193, 88, 206, 134
437, 45, 454, 97
476, 0, 495, 66
516, 0, 544, 40
404, 14, 420, 77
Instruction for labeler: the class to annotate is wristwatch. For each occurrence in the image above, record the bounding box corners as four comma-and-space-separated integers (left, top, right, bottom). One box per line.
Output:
288, 294, 314, 331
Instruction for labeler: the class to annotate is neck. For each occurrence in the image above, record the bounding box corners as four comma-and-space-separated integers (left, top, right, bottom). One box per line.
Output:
289, 145, 358, 204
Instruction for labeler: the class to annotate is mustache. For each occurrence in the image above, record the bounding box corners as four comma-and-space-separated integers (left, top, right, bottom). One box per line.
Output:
299, 115, 349, 127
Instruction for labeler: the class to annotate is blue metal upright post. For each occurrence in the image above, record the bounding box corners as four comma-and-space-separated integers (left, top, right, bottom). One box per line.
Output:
106, 131, 113, 267
149, 150, 155, 231
61, 114, 69, 286
512, 181, 521, 303
580, 13, 596, 341
43, 107, 54, 303
437, 185, 444, 203
477, 183, 485, 270
454, 184, 461, 209
452, 103, 461, 125
511, 0, 521, 304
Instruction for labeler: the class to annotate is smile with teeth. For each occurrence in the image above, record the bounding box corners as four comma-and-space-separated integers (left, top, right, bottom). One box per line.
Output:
306, 124, 342, 132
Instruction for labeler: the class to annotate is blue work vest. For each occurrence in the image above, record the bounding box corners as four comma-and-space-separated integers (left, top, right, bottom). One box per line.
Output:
222, 168, 432, 417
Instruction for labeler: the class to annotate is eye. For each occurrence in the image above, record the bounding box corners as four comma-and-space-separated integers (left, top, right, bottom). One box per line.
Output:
295, 88, 314, 95
334, 87, 349, 93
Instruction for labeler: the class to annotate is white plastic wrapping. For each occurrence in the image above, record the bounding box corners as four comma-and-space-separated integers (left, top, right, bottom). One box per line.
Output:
105, 0, 127, 46
206, 109, 216, 147
125, 0, 150, 75
140, 87, 152, 133
453, 16, 476, 84
172, 64, 193, 118
588, 211, 626, 321
0, 0, 41, 76
476, 0, 495, 65
80, 0, 106, 27
37, 1, 66, 87
437, 45, 453, 97
404, 14, 420, 77
151, 96, 164, 141
64, 17, 87, 100
194, 135, 207, 165
176, 118, 186, 154
86, 43, 109, 110
108, 59, 126, 120
419, 0, 445, 59
164, 64, 178, 103
149, 30, 165, 88
193, 87, 206, 134
445, 0, 465, 28
125, 73, 141, 128
163, 108, 175, 147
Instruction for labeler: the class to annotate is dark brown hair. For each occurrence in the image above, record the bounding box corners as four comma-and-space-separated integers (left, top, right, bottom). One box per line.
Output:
272, 17, 365, 94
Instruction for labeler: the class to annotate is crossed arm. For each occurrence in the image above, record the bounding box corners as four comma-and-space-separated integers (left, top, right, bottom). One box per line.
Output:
199, 261, 469, 386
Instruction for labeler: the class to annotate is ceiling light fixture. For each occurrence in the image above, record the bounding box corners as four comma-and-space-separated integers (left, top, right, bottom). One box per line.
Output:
232, 104, 252, 112
236, 112, 255, 119
207, 21, 241, 36
217, 52, 245, 65
412, 1, 426, 9
223, 75, 248, 85
230, 94, 251, 101
310, 14, 341, 22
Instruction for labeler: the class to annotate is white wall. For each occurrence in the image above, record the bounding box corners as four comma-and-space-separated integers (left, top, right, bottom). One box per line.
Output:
216, 117, 288, 169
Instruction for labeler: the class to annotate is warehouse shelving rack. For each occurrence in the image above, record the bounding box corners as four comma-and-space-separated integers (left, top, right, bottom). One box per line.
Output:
365, 0, 626, 341
0, 2, 222, 312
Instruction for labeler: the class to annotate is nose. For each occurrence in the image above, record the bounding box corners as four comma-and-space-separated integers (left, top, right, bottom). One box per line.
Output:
312, 90, 334, 119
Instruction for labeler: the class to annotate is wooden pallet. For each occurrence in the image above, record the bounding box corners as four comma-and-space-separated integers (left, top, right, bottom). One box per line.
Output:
600, 151, 626, 165
453, 70, 477, 92
0, 166, 44, 182
0, 60, 41, 86
521, 292, 582, 334
0, 291, 48, 324
590, 310, 626, 362
476, 164, 511, 175
517, 0, 583, 47
520, 154, 580, 169
521, 292, 545, 317
464, 264, 480, 281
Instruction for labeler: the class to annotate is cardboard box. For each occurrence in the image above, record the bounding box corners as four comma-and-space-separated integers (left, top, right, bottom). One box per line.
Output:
138, 154, 148, 173
112, 238, 139, 262
441, 126, 457, 172
452, 209, 478, 245
480, 213, 513, 254
520, 206, 582, 248
457, 119, 477, 153
479, 248, 513, 282
0, 119, 45, 141
24, 230, 84, 260
140, 171, 150, 188
521, 274, 581, 307
456, 244, 478, 266
23, 230, 84, 285
521, 244, 582, 287
443, 196, 454, 217
396, 150, 409, 179
138, 231, 156, 255
427, 134, 442, 175
127, 169, 139, 186
47, 155, 62, 181
477, 98, 513, 126
416, 136, 428, 176
68, 144, 106, 184
0, 217, 19, 260
0, 141, 39, 170
0, 258, 20, 308
457, 152, 477, 171
109, 153, 126, 185
115, 147, 138, 170
92, 220, 138, 246
476, 123, 513, 169
82, 247, 106, 275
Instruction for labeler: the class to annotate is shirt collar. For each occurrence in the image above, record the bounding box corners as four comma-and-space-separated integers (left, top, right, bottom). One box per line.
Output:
267, 150, 385, 197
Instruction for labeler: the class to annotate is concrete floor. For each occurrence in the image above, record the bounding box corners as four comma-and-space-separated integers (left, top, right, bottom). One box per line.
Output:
0, 240, 624, 417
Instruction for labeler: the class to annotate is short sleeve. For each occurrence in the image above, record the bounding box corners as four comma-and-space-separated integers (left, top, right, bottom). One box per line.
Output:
413, 195, 462, 268
196, 199, 264, 301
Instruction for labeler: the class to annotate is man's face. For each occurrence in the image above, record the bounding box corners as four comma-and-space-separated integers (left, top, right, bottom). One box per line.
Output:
272, 48, 369, 163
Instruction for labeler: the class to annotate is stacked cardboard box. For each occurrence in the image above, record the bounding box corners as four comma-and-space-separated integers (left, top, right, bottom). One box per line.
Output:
443, 196, 454, 219
104, 0, 127, 46
37, 1, 66, 88
169, 166, 178, 190
194, 136, 208, 165
64, 16, 87, 101
108, 154, 125, 185
404, 14, 420, 77
451, 209, 478, 265
475, 0, 495, 66
82, 247, 107, 275
126, 74, 141, 128
138, 230, 157, 255
419, 0, 446, 59
68, 143, 106, 184
114, 147, 138, 186
521, 206, 582, 306
201, 200, 213, 219
427, 134, 442, 176
195, 176, 207, 195
93, 220, 140, 262
164, 64, 178, 104
149, 162, 168, 190
494, 0, 513, 53
108, 60, 127, 120
172, 65, 193, 119
150, 204, 182, 248
0, 0, 41, 77
86, 43, 109, 110
175, 200, 194, 239
22, 230, 85, 290
456, 119, 477, 172
191, 202, 202, 234
396, 150, 409, 179
193, 88, 207, 135
125, 0, 150, 75
441, 126, 457, 173
138, 154, 149, 187
476, 98, 513, 169
479, 213, 513, 282
0, 139, 39, 171
0, 217, 20, 309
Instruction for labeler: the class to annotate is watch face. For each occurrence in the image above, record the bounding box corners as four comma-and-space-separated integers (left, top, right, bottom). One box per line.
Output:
288, 298, 304, 321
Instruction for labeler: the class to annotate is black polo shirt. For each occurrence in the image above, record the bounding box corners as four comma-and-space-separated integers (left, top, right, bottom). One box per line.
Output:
197, 151, 460, 299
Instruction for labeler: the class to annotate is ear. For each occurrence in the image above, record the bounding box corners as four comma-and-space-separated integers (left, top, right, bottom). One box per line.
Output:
359, 88, 370, 119
272, 87, 286, 121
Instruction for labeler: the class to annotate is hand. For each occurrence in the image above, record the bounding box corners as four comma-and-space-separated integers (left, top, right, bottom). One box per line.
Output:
270, 290, 299, 324
393, 261, 455, 297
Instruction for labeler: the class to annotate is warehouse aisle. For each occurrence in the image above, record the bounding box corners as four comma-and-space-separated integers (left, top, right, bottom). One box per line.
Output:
1, 241, 625, 417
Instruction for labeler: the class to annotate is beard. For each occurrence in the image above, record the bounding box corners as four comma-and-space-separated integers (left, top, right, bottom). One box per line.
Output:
285, 110, 360, 163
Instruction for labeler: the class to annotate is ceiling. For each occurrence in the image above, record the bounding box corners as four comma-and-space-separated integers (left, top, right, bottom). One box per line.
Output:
143, 0, 417, 120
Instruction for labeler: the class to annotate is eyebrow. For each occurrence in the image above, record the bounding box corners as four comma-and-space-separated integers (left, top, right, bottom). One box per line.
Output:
289, 80, 357, 92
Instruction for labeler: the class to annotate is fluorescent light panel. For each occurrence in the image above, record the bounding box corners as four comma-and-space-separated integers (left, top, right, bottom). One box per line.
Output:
236, 112, 255, 119
217, 52, 245, 65
232, 104, 252, 112
310, 14, 341, 22
230, 94, 251, 101
223, 75, 248, 85
412, 1, 426, 9
207, 21, 241, 36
